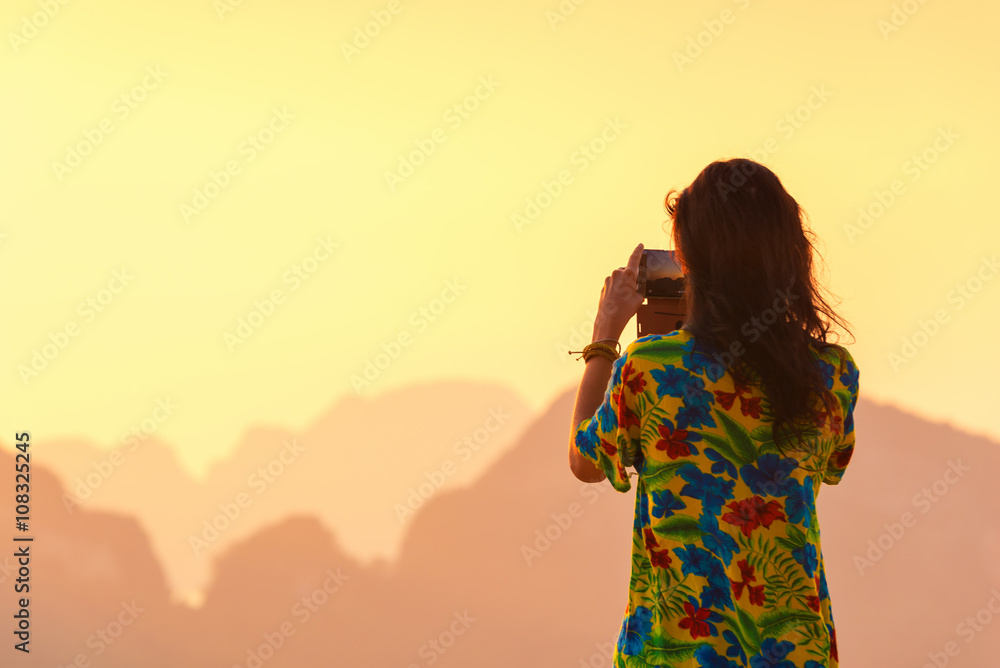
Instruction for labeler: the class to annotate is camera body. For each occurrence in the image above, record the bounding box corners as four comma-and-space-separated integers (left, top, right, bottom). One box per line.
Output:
636, 249, 688, 337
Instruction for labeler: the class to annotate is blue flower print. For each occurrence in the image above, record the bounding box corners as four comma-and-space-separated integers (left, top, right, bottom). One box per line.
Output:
740, 454, 799, 497
784, 476, 815, 529
651, 489, 686, 519
703, 562, 734, 611
650, 365, 689, 399
676, 545, 732, 610
699, 511, 739, 565
815, 359, 835, 390
792, 542, 818, 578
840, 358, 859, 395
616, 605, 653, 655
705, 447, 737, 479
634, 488, 651, 532
817, 564, 830, 599
679, 464, 735, 515
750, 638, 796, 668
722, 629, 748, 664
596, 393, 618, 432
574, 425, 598, 459
675, 545, 717, 579
684, 340, 726, 383
699, 579, 734, 611
695, 645, 742, 668
676, 374, 718, 430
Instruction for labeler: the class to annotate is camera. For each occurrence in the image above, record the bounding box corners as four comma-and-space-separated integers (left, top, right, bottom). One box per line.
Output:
636, 249, 688, 337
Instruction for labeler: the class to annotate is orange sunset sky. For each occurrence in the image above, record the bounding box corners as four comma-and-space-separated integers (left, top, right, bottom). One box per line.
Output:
2, 0, 998, 481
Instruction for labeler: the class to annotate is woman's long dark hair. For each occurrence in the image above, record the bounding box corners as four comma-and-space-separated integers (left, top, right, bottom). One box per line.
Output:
665, 158, 854, 455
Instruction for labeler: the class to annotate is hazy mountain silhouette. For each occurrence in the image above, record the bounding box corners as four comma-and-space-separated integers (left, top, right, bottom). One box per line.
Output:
2, 383, 998, 667
0, 448, 194, 667
36, 379, 533, 602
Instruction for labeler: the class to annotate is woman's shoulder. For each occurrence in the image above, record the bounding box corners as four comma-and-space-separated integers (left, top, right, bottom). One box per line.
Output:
809, 339, 857, 375
625, 330, 695, 358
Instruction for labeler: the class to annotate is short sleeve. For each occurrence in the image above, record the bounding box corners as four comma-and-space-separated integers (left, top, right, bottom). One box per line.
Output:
572, 352, 644, 493
823, 348, 860, 486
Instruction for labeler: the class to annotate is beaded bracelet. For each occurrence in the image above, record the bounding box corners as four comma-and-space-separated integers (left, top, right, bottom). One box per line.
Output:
568, 338, 621, 362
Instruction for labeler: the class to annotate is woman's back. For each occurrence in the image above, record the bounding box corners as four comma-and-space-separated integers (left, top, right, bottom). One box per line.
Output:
573, 328, 859, 667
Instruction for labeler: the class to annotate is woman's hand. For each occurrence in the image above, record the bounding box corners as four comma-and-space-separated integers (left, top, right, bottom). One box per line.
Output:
592, 243, 645, 342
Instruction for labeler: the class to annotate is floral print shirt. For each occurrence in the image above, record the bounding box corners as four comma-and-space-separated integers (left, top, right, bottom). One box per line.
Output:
573, 329, 859, 668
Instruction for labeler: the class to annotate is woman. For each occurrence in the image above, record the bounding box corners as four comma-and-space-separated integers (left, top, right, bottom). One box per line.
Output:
567, 158, 859, 668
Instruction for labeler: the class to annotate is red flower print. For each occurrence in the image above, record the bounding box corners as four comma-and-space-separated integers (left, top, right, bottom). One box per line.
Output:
830, 414, 843, 435
678, 601, 714, 639
678, 603, 712, 640
622, 361, 646, 395
611, 386, 625, 410
643, 528, 658, 551
813, 409, 828, 428
731, 559, 766, 606
655, 423, 693, 460
722, 496, 787, 537
739, 394, 762, 419
612, 387, 641, 430
715, 383, 754, 414
621, 405, 641, 430
714, 389, 738, 410
805, 573, 822, 611
600, 439, 617, 456
830, 626, 838, 662
835, 443, 854, 468
650, 549, 672, 569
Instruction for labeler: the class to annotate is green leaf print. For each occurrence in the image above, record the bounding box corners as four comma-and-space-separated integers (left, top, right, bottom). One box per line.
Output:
642, 459, 688, 486
654, 567, 696, 621
641, 405, 674, 445
737, 606, 762, 652
700, 432, 745, 468
783, 525, 807, 549
630, 570, 650, 595
717, 610, 762, 656
631, 546, 651, 593
639, 347, 686, 367
713, 410, 759, 466
619, 434, 640, 468
749, 424, 781, 456
643, 628, 702, 665
738, 532, 813, 607
835, 387, 853, 413
622, 654, 681, 668
654, 514, 702, 543
798, 621, 832, 660
756, 607, 822, 640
